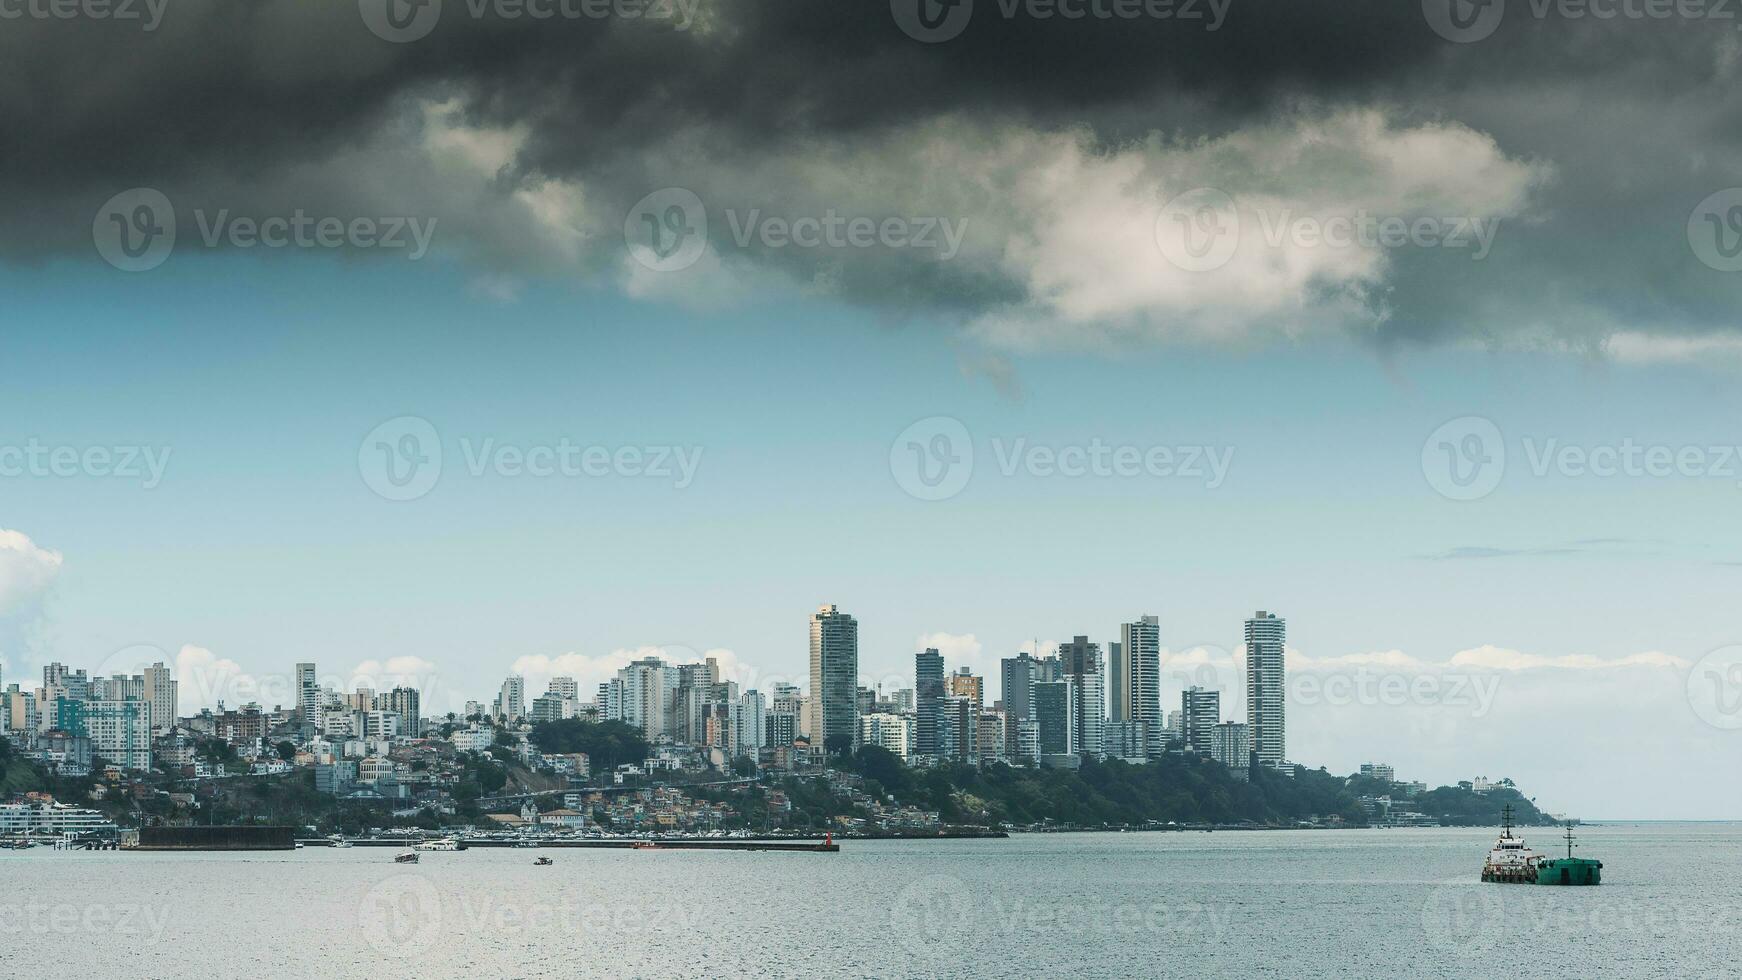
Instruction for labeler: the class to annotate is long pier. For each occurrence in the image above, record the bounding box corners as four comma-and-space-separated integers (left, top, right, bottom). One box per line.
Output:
296, 837, 839, 852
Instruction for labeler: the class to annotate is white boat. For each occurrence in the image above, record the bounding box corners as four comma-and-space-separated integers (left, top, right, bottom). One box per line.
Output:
414, 837, 460, 852
1480, 805, 1541, 883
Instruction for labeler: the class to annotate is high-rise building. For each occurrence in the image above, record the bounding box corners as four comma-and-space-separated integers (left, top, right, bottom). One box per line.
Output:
295, 663, 319, 724
914, 648, 945, 759
1210, 721, 1249, 779
1000, 653, 1041, 722
1033, 678, 1078, 761
1057, 637, 1105, 757
738, 689, 766, 757
614, 658, 676, 741
496, 675, 526, 723
943, 695, 976, 761
1181, 686, 1220, 753
548, 676, 579, 701
87, 699, 151, 770
975, 710, 1006, 766
1119, 616, 1161, 754
808, 604, 859, 755
946, 668, 983, 712
1245, 611, 1286, 769
1108, 641, 1125, 722
383, 687, 421, 736
142, 662, 179, 735
859, 711, 913, 760
765, 711, 798, 749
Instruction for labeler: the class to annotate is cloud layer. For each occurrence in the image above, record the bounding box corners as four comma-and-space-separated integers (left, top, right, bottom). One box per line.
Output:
7, 3, 1742, 355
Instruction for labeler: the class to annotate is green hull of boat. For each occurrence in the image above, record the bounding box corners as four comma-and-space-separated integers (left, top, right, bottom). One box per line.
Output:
1535, 857, 1602, 885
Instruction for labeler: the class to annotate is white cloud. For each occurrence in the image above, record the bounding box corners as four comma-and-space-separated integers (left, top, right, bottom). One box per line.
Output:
0, 529, 62, 616
1604, 331, 1742, 365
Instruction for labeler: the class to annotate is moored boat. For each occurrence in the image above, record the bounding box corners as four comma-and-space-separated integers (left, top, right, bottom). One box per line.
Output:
1535, 823, 1602, 886
1480, 806, 1541, 884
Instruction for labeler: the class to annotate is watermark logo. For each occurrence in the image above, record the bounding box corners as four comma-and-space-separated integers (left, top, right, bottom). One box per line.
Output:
891, 0, 974, 41
1420, 881, 1504, 953
890, 416, 974, 501
0, 0, 169, 29
360, 0, 443, 42
0, 439, 172, 488
1155, 187, 1239, 272
625, 187, 708, 272
1687, 645, 1742, 730
1291, 669, 1502, 717
93, 188, 176, 272
359, 874, 444, 957
1422, 416, 1505, 501
891, 875, 974, 954
1688, 188, 1742, 273
359, 416, 443, 502
1422, 0, 1505, 42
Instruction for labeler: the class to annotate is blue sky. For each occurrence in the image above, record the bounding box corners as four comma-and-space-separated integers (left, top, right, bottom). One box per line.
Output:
3, 252, 1740, 817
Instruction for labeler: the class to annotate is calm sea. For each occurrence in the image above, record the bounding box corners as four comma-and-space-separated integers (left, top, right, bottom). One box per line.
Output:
4, 824, 1738, 977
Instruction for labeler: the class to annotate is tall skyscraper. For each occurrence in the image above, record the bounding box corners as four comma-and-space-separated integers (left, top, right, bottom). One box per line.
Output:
548, 676, 579, 701
808, 604, 859, 755
999, 653, 1041, 722
914, 648, 945, 759
496, 675, 526, 723
1033, 677, 1078, 761
140, 661, 177, 734
1181, 686, 1220, 753
1119, 616, 1161, 754
295, 663, 319, 723
1210, 721, 1250, 779
1057, 636, 1105, 757
1245, 611, 1286, 769
1108, 641, 1125, 722
384, 687, 421, 736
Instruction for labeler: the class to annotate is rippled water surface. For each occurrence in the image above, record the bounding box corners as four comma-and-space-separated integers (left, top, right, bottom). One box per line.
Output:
5, 824, 1738, 977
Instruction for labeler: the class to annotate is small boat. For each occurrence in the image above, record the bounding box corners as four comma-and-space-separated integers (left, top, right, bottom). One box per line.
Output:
632, 840, 660, 850
394, 851, 419, 864
534, 856, 554, 866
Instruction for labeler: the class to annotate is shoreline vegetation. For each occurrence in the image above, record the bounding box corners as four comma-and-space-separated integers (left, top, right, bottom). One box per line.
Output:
1, 725, 1554, 836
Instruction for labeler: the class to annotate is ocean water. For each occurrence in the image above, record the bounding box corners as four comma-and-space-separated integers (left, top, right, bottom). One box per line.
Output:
3, 824, 1738, 977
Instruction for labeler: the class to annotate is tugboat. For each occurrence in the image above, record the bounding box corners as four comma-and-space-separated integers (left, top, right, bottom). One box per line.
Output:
1534, 822, 1602, 886
1480, 805, 1542, 883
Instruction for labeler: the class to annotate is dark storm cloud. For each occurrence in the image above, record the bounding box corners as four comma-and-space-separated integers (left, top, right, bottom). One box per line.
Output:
6, 0, 1742, 351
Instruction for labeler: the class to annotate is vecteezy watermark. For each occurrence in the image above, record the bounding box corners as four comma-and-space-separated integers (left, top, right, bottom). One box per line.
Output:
1155, 187, 1502, 272
357, 415, 704, 502
1687, 645, 1742, 730
359, 0, 702, 43
93, 189, 438, 271
888, 416, 1233, 501
1421, 416, 1506, 501
1423, 0, 1740, 43
1291, 669, 1502, 717
0, 439, 171, 489
0, 0, 168, 30
1688, 188, 1742, 273
1423, 416, 1742, 501
0, 903, 172, 943
890, 0, 1231, 43
892, 875, 1231, 956
623, 187, 970, 273
360, 874, 444, 958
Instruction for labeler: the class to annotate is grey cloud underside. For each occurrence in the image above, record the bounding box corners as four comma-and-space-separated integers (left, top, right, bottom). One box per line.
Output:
6, 1, 1742, 347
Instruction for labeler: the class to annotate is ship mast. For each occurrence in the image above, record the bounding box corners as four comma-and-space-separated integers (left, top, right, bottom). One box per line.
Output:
1564, 821, 1576, 860
1501, 803, 1514, 837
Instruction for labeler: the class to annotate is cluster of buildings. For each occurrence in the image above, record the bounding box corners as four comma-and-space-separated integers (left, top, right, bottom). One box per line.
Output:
1, 661, 178, 773
842, 609, 1289, 779
0, 604, 1293, 824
